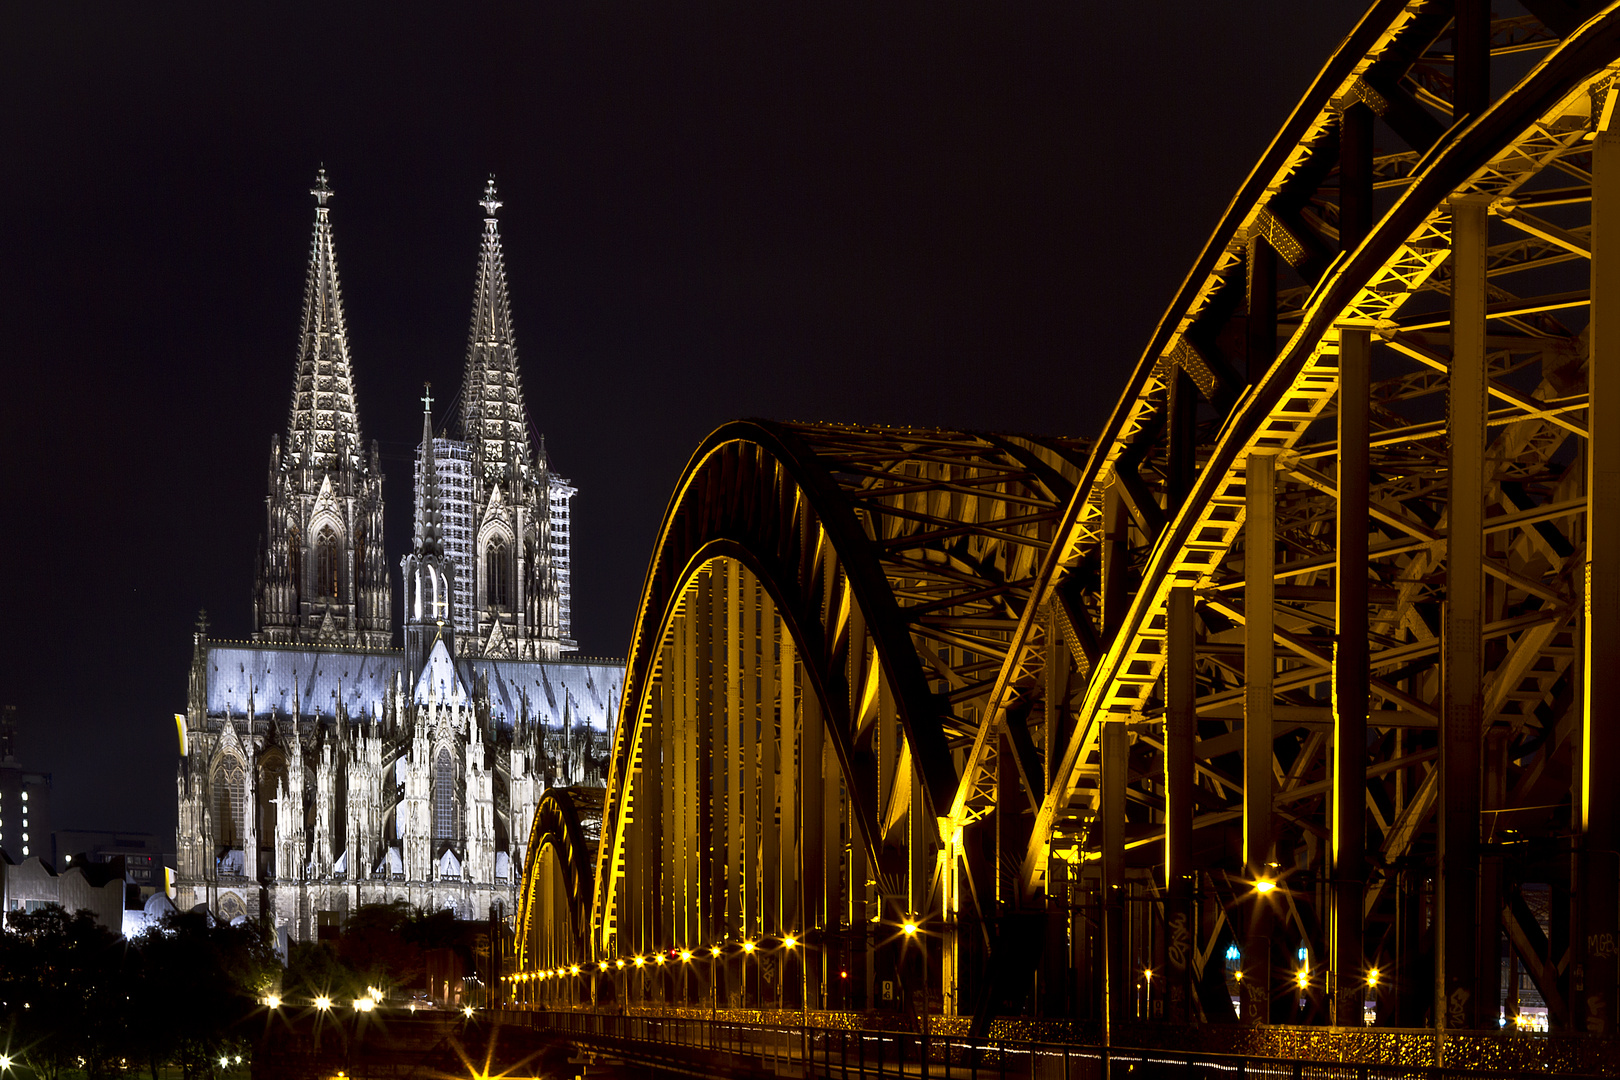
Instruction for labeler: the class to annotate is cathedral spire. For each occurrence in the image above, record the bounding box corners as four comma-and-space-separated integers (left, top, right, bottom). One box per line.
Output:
287, 167, 363, 470
254, 168, 390, 649
416, 384, 444, 559
460, 176, 532, 472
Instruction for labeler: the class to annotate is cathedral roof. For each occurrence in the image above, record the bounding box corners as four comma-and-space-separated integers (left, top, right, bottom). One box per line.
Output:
285, 168, 365, 471
459, 656, 622, 732
459, 177, 535, 471
206, 644, 398, 723
204, 642, 622, 730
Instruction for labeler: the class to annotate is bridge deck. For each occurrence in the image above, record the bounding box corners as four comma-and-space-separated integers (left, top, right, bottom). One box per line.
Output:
509, 1007, 1608, 1079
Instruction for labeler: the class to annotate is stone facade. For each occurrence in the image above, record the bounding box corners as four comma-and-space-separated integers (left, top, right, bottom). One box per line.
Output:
174, 172, 621, 942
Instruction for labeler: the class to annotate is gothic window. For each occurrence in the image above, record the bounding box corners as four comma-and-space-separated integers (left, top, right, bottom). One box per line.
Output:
434, 748, 455, 842
287, 525, 302, 596
213, 756, 247, 848
354, 524, 366, 594
316, 528, 341, 599
486, 538, 510, 610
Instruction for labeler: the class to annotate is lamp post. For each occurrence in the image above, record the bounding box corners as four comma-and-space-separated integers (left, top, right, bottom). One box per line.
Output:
742, 940, 758, 1009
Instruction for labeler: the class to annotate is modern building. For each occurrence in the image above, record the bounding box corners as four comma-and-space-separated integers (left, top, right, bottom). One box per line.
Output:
55, 829, 171, 898
1, 854, 144, 937
0, 705, 53, 866
173, 172, 622, 942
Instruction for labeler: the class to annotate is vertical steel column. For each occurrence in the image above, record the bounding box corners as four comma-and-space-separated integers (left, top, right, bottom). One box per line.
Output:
1247, 238, 1278, 385
1102, 484, 1129, 639
662, 635, 678, 973
1167, 370, 1199, 515
1332, 95, 1374, 1029
1164, 585, 1196, 1024
1480, 727, 1509, 1024
1101, 719, 1127, 1037
1452, 0, 1491, 125
1584, 129, 1620, 1033
1333, 328, 1371, 1026
1440, 195, 1488, 1031
1243, 450, 1276, 1024
1044, 604, 1069, 798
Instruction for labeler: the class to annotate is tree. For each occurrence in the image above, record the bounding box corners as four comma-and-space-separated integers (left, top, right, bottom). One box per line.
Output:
129, 911, 278, 1080
0, 905, 130, 1080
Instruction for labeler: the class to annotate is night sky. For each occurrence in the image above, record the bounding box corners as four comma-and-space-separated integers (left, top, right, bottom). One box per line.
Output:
1, 2, 1364, 850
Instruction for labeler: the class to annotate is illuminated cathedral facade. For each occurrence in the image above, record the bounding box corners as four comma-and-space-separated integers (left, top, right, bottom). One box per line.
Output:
173, 173, 620, 941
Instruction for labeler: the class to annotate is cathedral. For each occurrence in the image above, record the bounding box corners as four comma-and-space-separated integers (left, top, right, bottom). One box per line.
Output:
173, 172, 622, 943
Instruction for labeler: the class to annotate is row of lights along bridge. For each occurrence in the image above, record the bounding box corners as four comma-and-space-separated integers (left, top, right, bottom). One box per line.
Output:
508, 920, 925, 1007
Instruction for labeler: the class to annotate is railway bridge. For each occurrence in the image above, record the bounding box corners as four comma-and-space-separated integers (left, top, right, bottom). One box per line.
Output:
509, 1, 1620, 1073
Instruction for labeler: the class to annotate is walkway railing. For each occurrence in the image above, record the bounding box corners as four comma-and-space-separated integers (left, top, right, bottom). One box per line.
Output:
517, 1009, 1596, 1079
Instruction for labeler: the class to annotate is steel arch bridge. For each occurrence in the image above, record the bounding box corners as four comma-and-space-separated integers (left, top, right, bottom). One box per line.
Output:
518, 0, 1620, 1043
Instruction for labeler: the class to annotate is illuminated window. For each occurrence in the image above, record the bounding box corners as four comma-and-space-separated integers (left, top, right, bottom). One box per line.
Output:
316, 528, 341, 599
214, 757, 247, 847
434, 748, 455, 842
486, 538, 510, 609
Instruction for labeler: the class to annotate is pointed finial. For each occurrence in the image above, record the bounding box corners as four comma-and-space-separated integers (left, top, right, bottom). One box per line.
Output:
421, 381, 434, 414
196, 609, 210, 635
311, 167, 334, 207
480, 175, 502, 218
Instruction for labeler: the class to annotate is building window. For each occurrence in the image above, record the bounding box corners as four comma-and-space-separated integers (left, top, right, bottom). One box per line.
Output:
214, 756, 247, 848
486, 538, 510, 610
434, 748, 455, 842
316, 528, 341, 599
287, 525, 302, 596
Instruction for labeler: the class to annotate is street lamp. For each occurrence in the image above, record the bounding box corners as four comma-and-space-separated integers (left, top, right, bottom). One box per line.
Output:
742, 940, 757, 1008
314, 996, 332, 1012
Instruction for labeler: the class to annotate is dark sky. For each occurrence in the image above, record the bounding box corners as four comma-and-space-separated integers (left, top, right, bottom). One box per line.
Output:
0, 2, 1365, 849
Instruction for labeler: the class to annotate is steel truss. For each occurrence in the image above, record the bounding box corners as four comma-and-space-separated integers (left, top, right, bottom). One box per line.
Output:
516, 0, 1620, 1041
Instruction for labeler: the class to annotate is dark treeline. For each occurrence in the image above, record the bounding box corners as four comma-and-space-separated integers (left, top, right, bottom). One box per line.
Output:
0, 901, 483, 1080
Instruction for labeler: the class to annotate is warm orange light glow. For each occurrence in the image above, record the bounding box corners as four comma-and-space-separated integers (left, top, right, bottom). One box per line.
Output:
783, 935, 797, 949
634, 956, 645, 968
902, 921, 919, 936
1254, 879, 1278, 894
680, 949, 692, 962
742, 941, 756, 954
711, 946, 722, 957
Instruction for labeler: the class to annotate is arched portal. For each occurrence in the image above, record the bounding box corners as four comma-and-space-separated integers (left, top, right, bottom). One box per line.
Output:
585, 421, 1087, 1015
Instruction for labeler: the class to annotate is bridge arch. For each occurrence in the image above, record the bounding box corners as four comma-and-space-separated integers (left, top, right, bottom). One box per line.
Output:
587, 420, 1086, 1012
513, 786, 601, 1006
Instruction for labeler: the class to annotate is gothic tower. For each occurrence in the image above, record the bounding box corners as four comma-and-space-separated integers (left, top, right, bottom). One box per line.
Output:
455, 178, 565, 659
255, 169, 391, 648
403, 387, 456, 679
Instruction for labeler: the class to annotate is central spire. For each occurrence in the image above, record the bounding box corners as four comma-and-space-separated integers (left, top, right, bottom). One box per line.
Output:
416, 383, 445, 560
460, 176, 531, 475
287, 167, 362, 470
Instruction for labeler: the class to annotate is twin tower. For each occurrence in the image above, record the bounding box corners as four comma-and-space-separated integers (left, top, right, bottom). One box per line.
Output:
253, 170, 575, 663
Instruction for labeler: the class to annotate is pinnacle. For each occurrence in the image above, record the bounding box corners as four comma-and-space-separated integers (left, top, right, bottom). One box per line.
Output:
311, 166, 333, 207
416, 383, 445, 560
